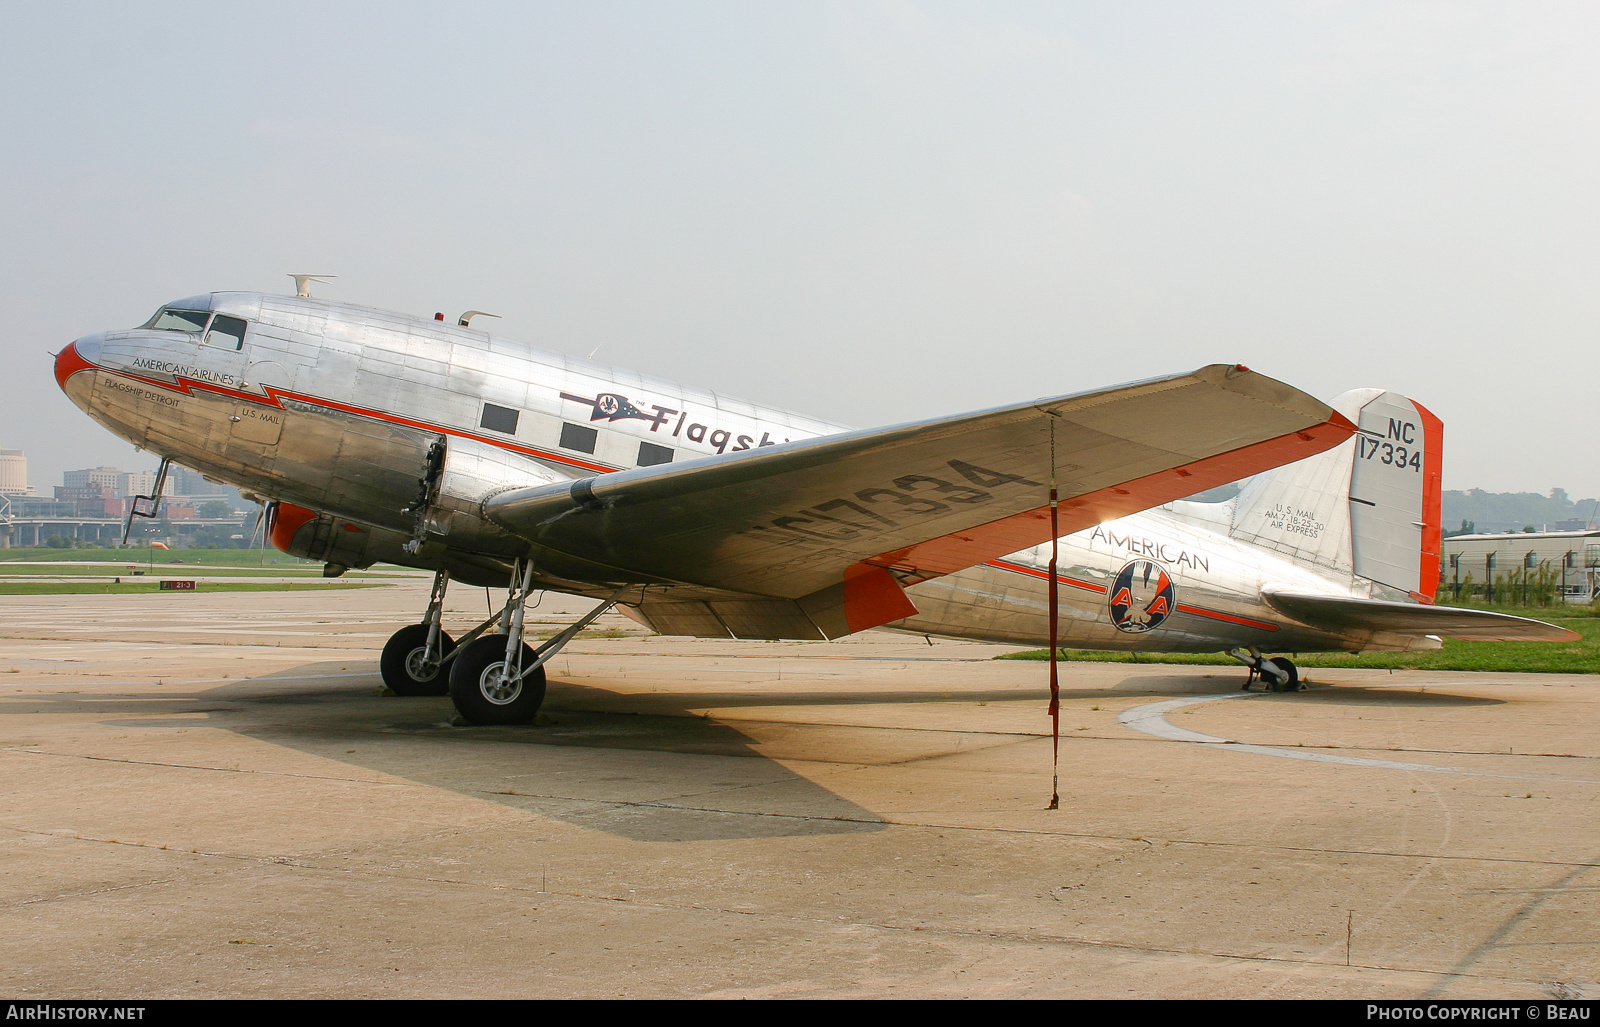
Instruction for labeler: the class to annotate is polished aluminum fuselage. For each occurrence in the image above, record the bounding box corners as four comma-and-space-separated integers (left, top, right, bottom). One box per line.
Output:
59, 292, 1393, 654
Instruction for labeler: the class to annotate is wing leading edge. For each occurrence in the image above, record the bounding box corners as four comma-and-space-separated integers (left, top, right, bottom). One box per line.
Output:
487, 364, 1355, 639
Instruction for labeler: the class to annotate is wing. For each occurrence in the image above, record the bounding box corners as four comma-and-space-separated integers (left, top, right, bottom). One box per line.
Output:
1262, 590, 1580, 641
487, 364, 1354, 639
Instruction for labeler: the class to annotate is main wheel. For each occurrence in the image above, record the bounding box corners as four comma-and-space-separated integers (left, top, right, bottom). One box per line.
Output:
380, 624, 457, 696
1262, 657, 1300, 692
448, 635, 545, 725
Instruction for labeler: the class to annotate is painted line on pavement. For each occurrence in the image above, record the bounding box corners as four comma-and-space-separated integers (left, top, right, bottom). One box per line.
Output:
1117, 690, 1593, 784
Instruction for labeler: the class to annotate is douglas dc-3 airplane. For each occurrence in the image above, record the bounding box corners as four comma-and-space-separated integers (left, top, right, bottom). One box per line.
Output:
53, 282, 1574, 725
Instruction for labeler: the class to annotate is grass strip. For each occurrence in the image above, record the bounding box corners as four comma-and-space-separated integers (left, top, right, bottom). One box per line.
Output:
0, 548, 317, 567
0, 581, 385, 595
997, 605, 1600, 674
0, 563, 411, 578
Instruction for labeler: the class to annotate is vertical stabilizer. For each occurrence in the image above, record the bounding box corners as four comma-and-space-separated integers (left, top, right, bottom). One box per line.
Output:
1227, 389, 1443, 601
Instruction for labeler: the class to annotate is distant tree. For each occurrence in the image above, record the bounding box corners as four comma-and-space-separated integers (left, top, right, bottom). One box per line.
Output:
1444, 490, 1583, 533
1523, 526, 1536, 533
45, 535, 69, 549
197, 500, 234, 519
186, 524, 249, 549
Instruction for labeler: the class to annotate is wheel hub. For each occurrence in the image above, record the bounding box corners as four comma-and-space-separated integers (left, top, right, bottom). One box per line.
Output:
404, 648, 439, 682
479, 663, 523, 705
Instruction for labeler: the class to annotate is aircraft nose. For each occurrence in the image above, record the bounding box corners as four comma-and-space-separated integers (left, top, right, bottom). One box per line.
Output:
55, 333, 103, 395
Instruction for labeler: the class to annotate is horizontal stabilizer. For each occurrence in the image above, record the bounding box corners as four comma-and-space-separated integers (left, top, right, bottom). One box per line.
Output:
1261, 589, 1579, 641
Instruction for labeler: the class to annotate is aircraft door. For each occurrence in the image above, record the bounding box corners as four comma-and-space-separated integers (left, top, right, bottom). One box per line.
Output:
204, 316, 284, 456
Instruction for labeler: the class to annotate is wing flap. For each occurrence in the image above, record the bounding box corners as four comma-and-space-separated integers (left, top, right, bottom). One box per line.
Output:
1262, 589, 1580, 641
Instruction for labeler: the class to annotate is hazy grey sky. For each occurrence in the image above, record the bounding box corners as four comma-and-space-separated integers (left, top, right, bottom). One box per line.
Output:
2, 1, 1595, 496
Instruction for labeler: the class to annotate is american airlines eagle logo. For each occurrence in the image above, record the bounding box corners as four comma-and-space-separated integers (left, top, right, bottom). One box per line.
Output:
1107, 560, 1175, 633
558, 389, 790, 452
561, 391, 666, 426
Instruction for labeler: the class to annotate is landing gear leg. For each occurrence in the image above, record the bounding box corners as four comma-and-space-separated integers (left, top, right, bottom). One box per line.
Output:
448, 560, 626, 726
380, 568, 457, 696
1227, 647, 1299, 692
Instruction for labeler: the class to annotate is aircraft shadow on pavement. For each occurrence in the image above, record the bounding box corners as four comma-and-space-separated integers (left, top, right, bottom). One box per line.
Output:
89, 664, 910, 842
17, 660, 1503, 841
1286, 685, 1504, 708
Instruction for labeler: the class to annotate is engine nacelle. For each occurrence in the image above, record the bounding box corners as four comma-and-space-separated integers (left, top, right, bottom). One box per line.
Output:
265, 501, 515, 586
266, 502, 386, 572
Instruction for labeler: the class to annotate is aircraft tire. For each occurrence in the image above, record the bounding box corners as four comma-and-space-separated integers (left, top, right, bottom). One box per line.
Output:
1263, 657, 1300, 692
448, 635, 545, 725
380, 624, 457, 697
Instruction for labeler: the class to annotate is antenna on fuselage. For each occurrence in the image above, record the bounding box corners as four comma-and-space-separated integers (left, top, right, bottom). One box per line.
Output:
457, 310, 500, 328
289, 274, 337, 299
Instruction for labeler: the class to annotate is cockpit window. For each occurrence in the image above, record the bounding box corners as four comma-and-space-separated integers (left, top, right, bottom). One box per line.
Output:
142, 308, 211, 333
205, 314, 247, 351
137, 307, 250, 350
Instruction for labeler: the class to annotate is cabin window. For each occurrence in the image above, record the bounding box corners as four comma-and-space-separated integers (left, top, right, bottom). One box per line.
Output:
143, 308, 211, 333
559, 422, 597, 454
637, 442, 673, 467
480, 403, 520, 435
205, 314, 248, 351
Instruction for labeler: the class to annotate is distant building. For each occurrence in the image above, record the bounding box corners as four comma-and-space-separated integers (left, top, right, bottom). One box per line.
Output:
0, 443, 35, 496
63, 466, 156, 498
168, 465, 231, 498
54, 482, 118, 517
1442, 529, 1600, 601
62, 466, 121, 492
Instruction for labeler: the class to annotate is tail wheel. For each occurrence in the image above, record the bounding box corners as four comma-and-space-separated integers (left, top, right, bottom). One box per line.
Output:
1263, 657, 1300, 692
380, 624, 457, 696
448, 635, 545, 725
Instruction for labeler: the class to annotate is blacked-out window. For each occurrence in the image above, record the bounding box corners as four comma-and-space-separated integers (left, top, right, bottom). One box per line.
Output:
559, 422, 597, 454
480, 403, 520, 435
638, 441, 673, 467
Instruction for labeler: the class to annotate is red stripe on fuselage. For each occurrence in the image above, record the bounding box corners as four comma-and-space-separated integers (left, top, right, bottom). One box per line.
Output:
1172, 604, 1279, 632
986, 558, 1107, 594
77, 357, 621, 477
986, 559, 1280, 632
